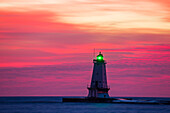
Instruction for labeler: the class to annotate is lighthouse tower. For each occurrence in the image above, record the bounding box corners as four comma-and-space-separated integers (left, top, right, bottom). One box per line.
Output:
87, 52, 110, 98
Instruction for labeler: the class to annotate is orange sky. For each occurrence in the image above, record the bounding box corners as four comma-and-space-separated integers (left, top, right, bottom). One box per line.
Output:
0, 0, 170, 33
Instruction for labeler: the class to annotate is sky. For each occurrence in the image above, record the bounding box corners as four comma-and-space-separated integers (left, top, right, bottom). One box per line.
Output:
0, 0, 170, 97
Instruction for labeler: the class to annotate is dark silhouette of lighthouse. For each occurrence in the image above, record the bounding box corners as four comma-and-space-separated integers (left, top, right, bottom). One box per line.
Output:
87, 52, 110, 98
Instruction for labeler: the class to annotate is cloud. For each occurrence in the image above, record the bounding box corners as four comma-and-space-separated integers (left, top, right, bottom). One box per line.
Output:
1, 0, 170, 33
0, 0, 170, 97
0, 10, 79, 33
0, 43, 169, 96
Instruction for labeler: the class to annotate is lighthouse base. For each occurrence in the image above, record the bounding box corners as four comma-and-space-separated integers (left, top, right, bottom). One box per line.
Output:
62, 97, 113, 103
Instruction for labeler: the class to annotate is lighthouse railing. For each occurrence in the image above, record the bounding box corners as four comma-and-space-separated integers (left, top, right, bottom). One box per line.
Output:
87, 84, 110, 89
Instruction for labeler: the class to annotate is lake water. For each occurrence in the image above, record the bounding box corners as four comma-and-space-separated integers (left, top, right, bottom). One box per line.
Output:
0, 97, 170, 113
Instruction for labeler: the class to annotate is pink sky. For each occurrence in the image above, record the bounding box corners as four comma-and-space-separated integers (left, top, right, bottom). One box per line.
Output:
0, 0, 170, 97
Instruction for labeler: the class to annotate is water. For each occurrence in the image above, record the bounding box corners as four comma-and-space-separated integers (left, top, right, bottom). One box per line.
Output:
0, 97, 170, 113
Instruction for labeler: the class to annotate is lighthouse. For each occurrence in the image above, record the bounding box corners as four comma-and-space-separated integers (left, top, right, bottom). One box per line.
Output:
87, 52, 110, 98
63, 52, 169, 104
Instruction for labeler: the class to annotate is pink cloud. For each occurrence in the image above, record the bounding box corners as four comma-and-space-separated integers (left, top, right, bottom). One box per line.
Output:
0, 10, 79, 33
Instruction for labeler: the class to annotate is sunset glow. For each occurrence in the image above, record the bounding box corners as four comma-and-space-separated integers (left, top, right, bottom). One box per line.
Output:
0, 0, 170, 97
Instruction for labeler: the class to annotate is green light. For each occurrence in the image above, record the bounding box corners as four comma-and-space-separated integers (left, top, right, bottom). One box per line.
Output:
97, 56, 103, 60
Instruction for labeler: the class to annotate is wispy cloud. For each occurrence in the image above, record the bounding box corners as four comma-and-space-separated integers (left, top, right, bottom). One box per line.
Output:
0, 0, 170, 33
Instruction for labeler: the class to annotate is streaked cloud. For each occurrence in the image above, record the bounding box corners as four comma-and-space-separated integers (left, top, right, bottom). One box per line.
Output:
0, 0, 170, 33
